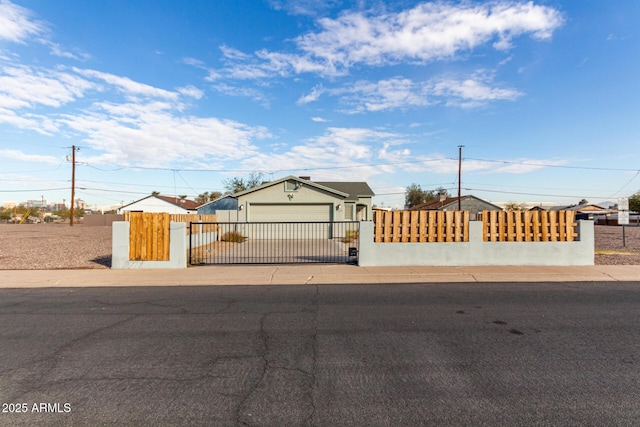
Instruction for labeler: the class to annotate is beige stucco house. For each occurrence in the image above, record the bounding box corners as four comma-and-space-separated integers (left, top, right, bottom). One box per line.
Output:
231, 176, 374, 222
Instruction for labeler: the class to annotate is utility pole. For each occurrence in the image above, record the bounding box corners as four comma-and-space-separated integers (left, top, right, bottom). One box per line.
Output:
458, 145, 464, 210
41, 195, 44, 223
70, 145, 76, 227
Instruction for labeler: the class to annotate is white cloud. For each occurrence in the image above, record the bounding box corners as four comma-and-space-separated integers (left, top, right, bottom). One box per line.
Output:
241, 127, 403, 181
332, 77, 431, 113
0, 65, 95, 109
297, 85, 324, 105
318, 72, 521, 113
72, 68, 179, 100
311, 116, 328, 122
210, 83, 270, 107
296, 2, 563, 69
177, 85, 204, 99
0, 149, 59, 164
268, 0, 340, 17
0, 1, 47, 43
0, 63, 271, 167
431, 76, 523, 108
213, 1, 563, 80
58, 100, 269, 167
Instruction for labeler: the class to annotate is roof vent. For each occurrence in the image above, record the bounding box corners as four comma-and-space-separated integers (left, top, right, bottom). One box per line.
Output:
299, 176, 311, 180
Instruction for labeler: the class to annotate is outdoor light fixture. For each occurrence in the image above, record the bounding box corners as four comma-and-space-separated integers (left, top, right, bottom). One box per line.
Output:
336, 204, 342, 210
288, 194, 294, 200
238, 205, 244, 211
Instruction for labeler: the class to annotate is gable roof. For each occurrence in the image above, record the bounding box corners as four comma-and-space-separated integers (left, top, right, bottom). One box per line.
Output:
550, 203, 607, 211
314, 181, 375, 201
196, 194, 236, 209
409, 195, 502, 211
121, 194, 199, 211
233, 175, 349, 198
155, 195, 199, 210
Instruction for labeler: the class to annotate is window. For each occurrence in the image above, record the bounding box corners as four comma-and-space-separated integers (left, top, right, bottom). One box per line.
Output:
284, 180, 300, 192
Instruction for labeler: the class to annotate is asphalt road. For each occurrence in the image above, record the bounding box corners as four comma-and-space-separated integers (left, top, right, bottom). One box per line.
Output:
1, 282, 640, 426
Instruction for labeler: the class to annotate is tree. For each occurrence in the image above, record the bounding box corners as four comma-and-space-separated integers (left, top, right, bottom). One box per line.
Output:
0, 208, 11, 222
578, 199, 589, 205
629, 193, 640, 212
195, 191, 223, 205
223, 172, 264, 194
405, 183, 426, 208
151, 191, 160, 196
404, 184, 448, 208
504, 202, 526, 211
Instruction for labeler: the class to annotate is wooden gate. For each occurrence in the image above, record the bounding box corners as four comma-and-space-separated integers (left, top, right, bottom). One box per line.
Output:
127, 212, 171, 261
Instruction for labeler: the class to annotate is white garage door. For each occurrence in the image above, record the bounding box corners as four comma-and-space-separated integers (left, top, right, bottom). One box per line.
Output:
247, 204, 333, 239
249, 204, 332, 222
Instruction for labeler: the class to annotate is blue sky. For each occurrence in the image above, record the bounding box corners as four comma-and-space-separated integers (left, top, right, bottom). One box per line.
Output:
1, 0, 639, 210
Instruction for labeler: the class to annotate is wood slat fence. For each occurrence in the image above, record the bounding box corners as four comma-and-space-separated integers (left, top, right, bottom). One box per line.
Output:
481, 210, 577, 242
123, 212, 218, 234
124, 212, 219, 261
127, 212, 170, 261
374, 210, 470, 243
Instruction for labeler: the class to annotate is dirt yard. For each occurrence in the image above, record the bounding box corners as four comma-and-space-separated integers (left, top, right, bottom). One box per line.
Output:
0, 223, 638, 270
0, 224, 112, 270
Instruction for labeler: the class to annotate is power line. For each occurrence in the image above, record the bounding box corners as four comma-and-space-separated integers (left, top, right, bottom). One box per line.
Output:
0, 187, 70, 192
465, 157, 640, 172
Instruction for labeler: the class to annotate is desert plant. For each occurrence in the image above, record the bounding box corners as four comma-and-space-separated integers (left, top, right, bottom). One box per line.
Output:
341, 230, 359, 243
221, 231, 246, 243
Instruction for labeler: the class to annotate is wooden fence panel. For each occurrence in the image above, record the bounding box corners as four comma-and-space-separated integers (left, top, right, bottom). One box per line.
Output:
373, 210, 469, 243
128, 212, 170, 261
481, 210, 578, 242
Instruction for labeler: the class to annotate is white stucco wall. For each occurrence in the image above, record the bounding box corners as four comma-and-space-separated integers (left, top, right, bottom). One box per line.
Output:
112, 221, 187, 269
358, 220, 594, 266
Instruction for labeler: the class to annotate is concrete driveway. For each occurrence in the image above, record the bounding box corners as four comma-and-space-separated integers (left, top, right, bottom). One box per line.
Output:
200, 238, 358, 264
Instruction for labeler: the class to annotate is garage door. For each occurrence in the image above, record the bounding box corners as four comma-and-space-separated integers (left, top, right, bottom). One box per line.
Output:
248, 204, 333, 239
249, 204, 332, 222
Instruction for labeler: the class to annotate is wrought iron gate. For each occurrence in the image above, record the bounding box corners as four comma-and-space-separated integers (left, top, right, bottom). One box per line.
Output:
189, 221, 360, 265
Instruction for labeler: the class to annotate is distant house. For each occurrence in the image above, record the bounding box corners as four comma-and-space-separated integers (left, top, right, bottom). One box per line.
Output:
208, 176, 375, 222
118, 195, 199, 214
551, 203, 607, 213
409, 195, 502, 218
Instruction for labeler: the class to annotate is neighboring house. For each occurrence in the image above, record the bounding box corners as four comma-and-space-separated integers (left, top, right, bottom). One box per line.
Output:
409, 195, 503, 218
551, 203, 610, 221
230, 175, 375, 222
197, 195, 238, 214
196, 194, 240, 221
551, 203, 607, 213
118, 195, 199, 214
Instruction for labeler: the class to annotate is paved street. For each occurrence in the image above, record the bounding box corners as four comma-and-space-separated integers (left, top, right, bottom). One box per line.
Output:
1, 282, 640, 426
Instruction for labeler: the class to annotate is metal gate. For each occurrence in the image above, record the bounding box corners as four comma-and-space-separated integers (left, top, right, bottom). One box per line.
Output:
189, 221, 360, 265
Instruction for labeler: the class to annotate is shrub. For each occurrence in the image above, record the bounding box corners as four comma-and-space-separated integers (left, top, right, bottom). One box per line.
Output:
221, 231, 246, 243
341, 230, 358, 243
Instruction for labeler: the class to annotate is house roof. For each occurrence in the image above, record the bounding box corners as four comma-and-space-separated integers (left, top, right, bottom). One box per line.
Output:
121, 194, 199, 211
155, 195, 199, 210
313, 181, 375, 201
196, 194, 236, 209
409, 195, 503, 211
550, 204, 607, 211
233, 175, 350, 198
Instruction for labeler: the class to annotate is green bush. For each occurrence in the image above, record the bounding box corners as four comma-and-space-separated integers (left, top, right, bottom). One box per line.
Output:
221, 231, 246, 242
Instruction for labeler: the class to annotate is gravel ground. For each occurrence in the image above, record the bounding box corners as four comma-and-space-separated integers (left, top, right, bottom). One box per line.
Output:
0, 223, 638, 270
594, 224, 640, 265
0, 224, 112, 270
